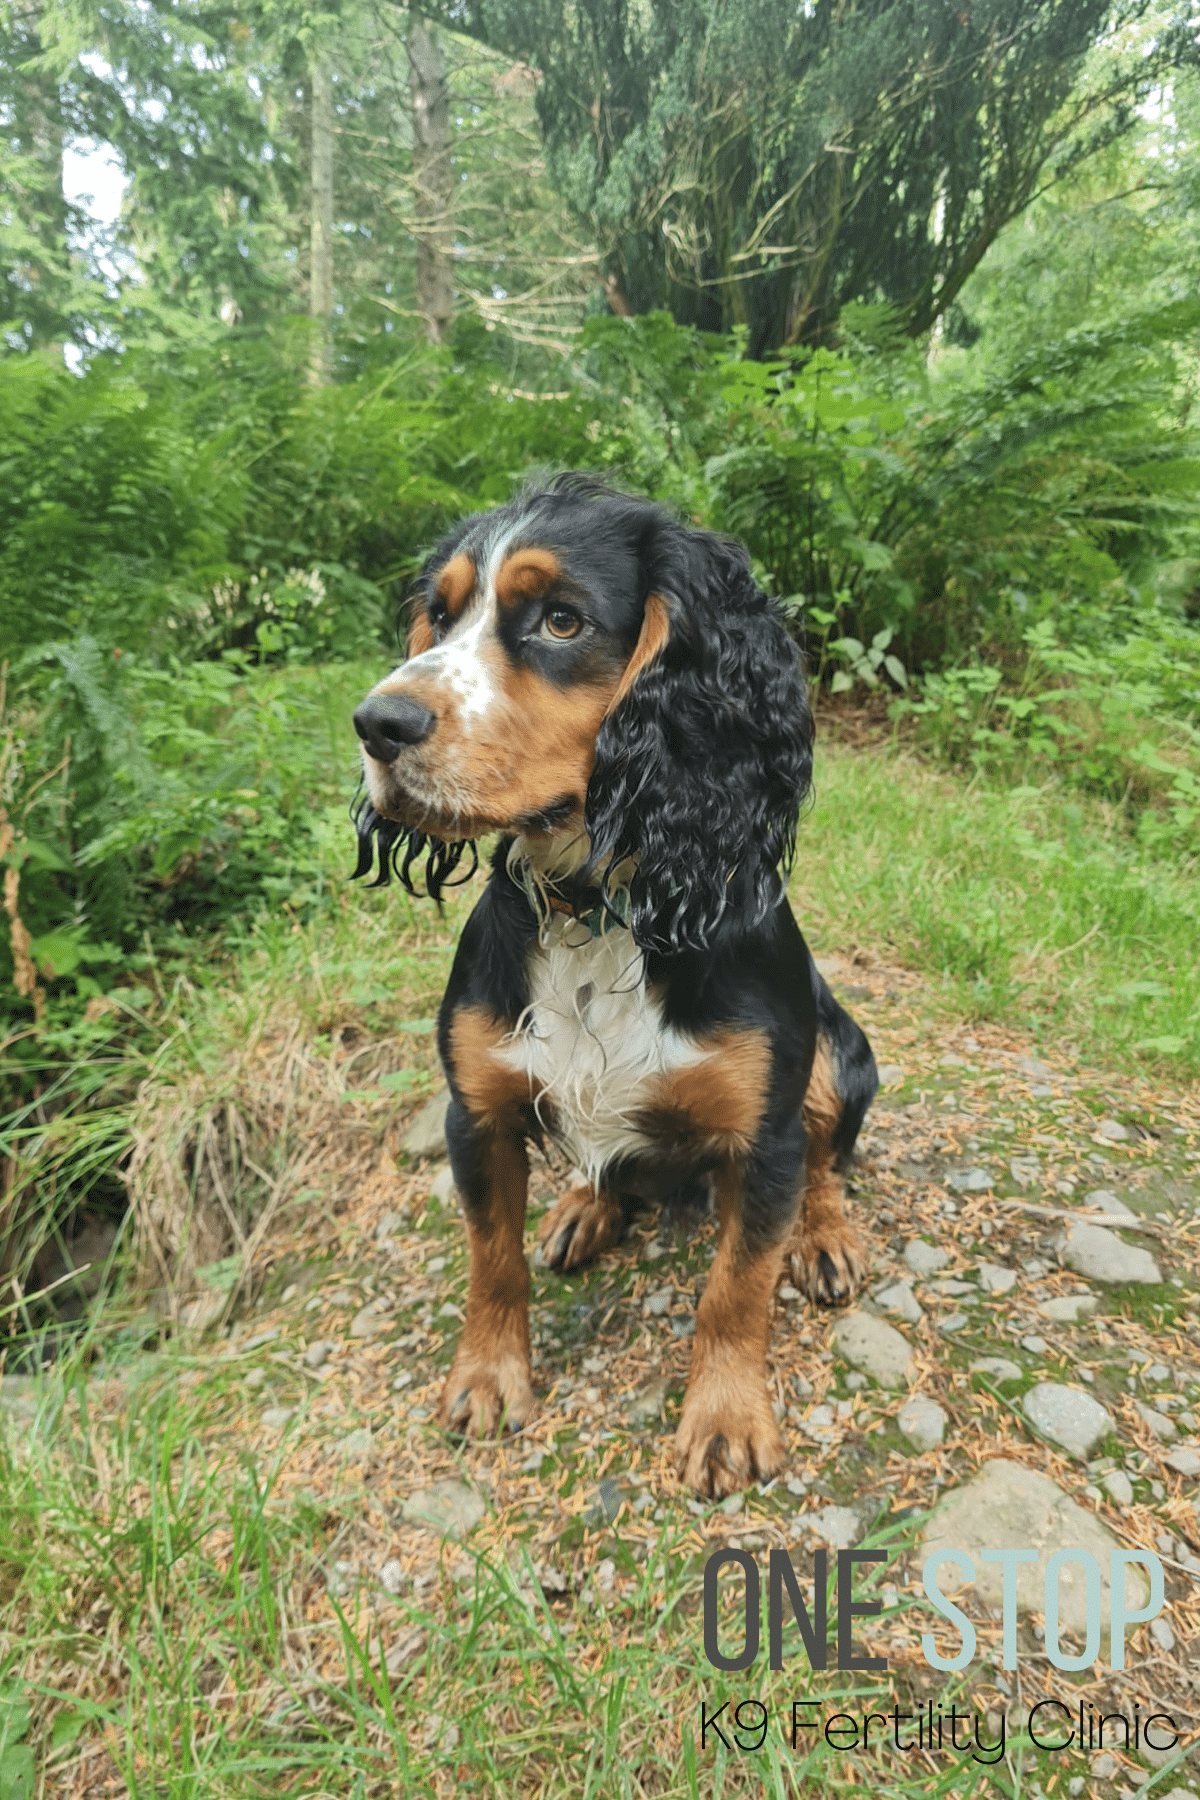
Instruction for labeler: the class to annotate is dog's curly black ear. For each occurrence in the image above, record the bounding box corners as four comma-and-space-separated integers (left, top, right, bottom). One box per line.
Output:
350, 788, 477, 900
584, 526, 813, 954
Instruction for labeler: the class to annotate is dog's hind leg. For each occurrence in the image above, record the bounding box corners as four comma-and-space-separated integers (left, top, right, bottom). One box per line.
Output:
783, 975, 877, 1306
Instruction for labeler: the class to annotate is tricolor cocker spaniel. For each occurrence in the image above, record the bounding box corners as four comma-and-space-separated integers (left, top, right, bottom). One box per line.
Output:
353, 475, 877, 1497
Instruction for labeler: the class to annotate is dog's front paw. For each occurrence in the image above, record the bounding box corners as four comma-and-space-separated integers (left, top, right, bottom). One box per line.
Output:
536, 1181, 623, 1272
673, 1371, 785, 1498
441, 1345, 534, 1437
784, 1218, 867, 1307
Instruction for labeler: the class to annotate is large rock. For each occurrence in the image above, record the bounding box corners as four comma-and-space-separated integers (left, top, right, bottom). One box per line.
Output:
1059, 1221, 1161, 1286
401, 1479, 486, 1539
978, 1262, 1017, 1296
923, 1460, 1148, 1641
970, 1357, 1023, 1383
1023, 1382, 1113, 1459
898, 1393, 947, 1452
875, 1279, 924, 1324
1038, 1294, 1099, 1323
832, 1310, 915, 1389
904, 1240, 949, 1277
401, 1089, 451, 1160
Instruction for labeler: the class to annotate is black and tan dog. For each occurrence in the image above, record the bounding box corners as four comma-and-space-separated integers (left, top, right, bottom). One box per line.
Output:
352, 475, 877, 1497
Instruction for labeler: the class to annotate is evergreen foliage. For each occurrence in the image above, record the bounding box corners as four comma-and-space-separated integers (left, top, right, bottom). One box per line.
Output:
451, 0, 1200, 351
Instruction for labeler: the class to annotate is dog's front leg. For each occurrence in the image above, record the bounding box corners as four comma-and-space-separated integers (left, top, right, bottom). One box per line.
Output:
674, 1159, 794, 1497
440, 1099, 535, 1436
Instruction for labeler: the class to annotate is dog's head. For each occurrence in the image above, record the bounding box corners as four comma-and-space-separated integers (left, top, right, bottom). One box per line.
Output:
353, 475, 813, 952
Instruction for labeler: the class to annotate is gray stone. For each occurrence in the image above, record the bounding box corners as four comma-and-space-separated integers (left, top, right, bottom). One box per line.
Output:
875, 1279, 924, 1325
1009, 1157, 1040, 1189
643, 1289, 673, 1317
1165, 1446, 1200, 1477
350, 1302, 388, 1340
401, 1479, 487, 1539
924, 1460, 1147, 1642
971, 1357, 1023, 1383
379, 1558, 405, 1595
421, 1713, 460, 1754
429, 1165, 457, 1204
241, 1326, 281, 1350
948, 1167, 993, 1193
1091, 1753, 1118, 1780
1135, 1402, 1177, 1442
1023, 1383, 1113, 1459
876, 1064, 905, 1086
1060, 1221, 1162, 1286
1039, 1294, 1099, 1323
1016, 1056, 1055, 1081
932, 1279, 976, 1297
941, 1313, 968, 1333
261, 1406, 296, 1430
1103, 1470, 1134, 1506
833, 1310, 916, 1389
585, 1476, 629, 1527
904, 1240, 950, 1277
304, 1339, 337, 1368
1020, 1336, 1049, 1355
898, 1393, 947, 1453
978, 1262, 1017, 1296
338, 1428, 373, 1459
374, 1211, 406, 1242
1095, 1119, 1130, 1141
808, 1504, 861, 1548
1083, 1189, 1133, 1216
1150, 1616, 1176, 1652
401, 1090, 451, 1160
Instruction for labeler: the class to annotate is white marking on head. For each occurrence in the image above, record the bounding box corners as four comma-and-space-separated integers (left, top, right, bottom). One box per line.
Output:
394, 517, 530, 720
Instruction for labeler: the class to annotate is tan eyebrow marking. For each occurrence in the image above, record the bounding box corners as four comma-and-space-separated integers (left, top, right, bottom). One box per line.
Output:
436, 553, 476, 617
495, 548, 561, 609
408, 610, 434, 656
606, 591, 671, 714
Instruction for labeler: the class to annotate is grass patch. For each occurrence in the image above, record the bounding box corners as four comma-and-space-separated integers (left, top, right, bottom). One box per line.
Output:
795, 742, 1200, 1076
5, 1347, 1110, 1798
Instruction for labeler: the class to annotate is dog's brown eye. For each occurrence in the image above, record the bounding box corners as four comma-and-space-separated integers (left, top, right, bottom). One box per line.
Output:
429, 601, 449, 636
542, 605, 582, 640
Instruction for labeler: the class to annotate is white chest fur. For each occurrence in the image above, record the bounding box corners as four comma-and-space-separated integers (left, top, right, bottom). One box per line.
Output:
497, 917, 704, 1182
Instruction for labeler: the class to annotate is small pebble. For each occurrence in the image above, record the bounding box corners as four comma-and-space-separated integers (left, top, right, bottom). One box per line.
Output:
379, 1558, 405, 1595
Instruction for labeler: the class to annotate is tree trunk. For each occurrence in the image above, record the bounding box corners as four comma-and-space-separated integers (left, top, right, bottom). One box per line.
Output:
408, 18, 453, 344
309, 55, 334, 382
25, 0, 67, 352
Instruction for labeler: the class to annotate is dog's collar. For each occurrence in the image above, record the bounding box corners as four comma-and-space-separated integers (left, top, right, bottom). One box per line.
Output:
516, 860, 630, 940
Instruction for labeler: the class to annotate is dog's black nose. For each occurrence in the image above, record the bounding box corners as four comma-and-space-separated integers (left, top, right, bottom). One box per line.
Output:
353, 694, 435, 764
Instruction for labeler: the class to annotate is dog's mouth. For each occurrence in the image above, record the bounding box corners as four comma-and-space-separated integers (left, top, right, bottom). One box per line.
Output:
364, 754, 584, 846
